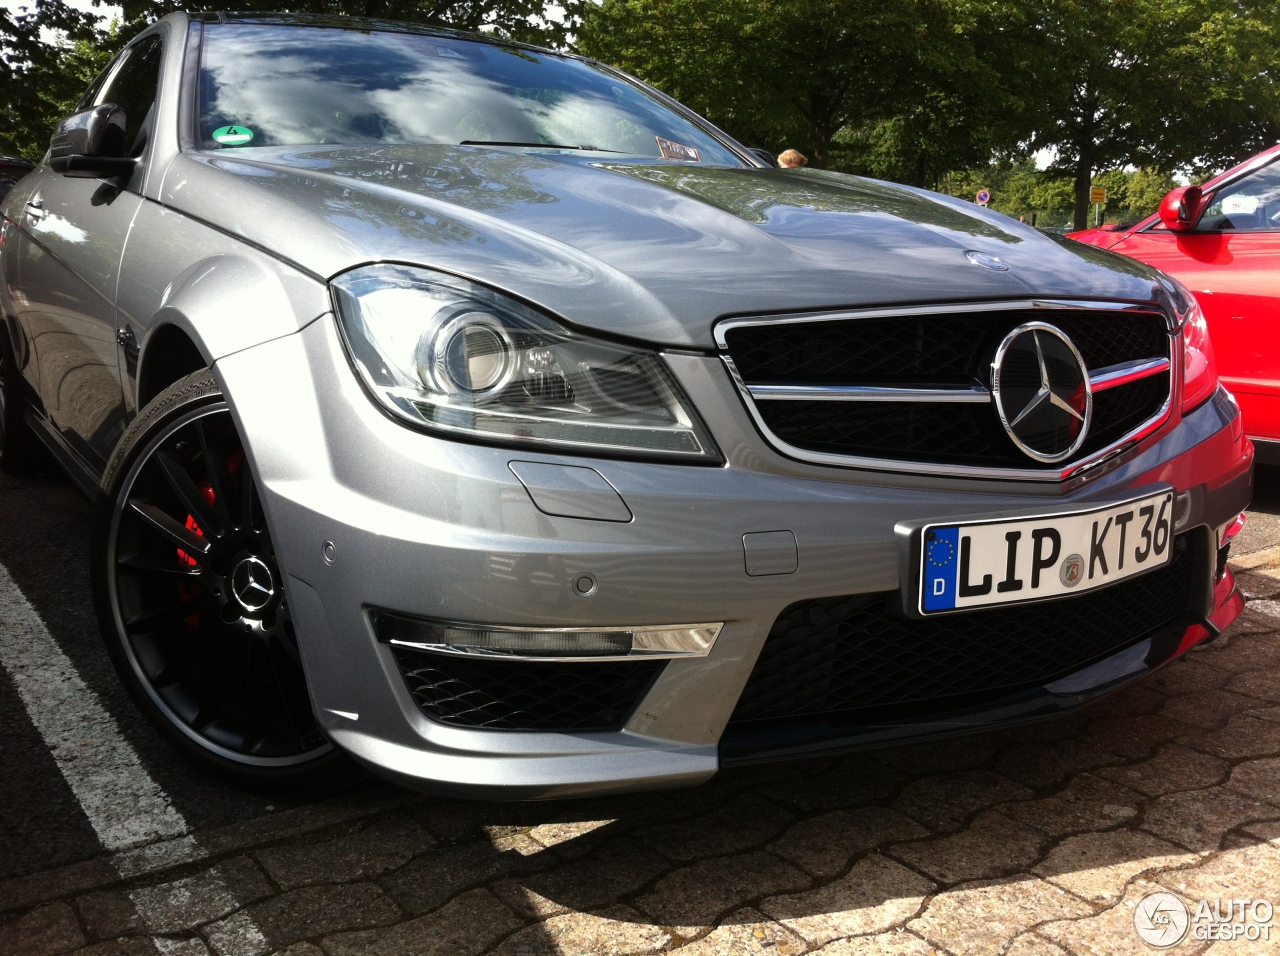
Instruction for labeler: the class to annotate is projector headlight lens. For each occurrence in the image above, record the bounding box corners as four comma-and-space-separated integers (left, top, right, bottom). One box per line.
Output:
332, 265, 719, 461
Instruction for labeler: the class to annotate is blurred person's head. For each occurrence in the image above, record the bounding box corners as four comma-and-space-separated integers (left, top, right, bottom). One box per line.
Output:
778, 149, 807, 169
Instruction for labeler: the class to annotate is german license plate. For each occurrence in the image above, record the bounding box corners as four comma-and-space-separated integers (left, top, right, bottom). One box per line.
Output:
919, 489, 1174, 614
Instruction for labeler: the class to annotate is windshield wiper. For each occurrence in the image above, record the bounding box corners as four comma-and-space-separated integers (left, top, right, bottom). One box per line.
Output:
459, 140, 625, 153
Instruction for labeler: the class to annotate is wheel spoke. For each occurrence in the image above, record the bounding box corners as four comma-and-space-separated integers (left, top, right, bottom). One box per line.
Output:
243, 638, 273, 754
117, 553, 204, 577
125, 596, 202, 632
157, 451, 224, 539
195, 417, 237, 531
274, 619, 302, 667
128, 500, 211, 556
266, 642, 307, 745
240, 459, 258, 531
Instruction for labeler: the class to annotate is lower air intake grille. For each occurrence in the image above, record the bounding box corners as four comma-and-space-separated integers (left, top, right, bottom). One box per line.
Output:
394, 648, 665, 731
728, 533, 1197, 725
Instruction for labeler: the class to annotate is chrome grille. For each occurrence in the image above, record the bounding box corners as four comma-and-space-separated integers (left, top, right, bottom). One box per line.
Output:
718, 301, 1173, 479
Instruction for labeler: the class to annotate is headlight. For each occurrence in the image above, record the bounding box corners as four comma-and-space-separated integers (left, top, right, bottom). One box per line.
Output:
1161, 275, 1219, 414
332, 264, 720, 461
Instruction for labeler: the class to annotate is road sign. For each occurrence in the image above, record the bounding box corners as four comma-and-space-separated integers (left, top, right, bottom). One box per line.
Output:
976, 189, 991, 206
1090, 187, 1107, 204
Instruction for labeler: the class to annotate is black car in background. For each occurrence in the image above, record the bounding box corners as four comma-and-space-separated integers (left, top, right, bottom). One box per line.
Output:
0, 157, 35, 201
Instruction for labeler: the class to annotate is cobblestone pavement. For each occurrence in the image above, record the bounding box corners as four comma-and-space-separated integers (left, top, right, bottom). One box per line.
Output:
1, 487, 1278, 955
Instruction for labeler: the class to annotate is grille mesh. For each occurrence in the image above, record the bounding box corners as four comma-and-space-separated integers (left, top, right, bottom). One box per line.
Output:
723, 308, 1171, 468
394, 649, 664, 731
728, 533, 1197, 725
726, 314, 982, 384
765, 400, 1016, 466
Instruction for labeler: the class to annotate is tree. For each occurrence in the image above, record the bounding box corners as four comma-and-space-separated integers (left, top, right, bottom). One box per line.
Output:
122, 0, 582, 48
0, 1, 115, 159
581, 0, 951, 171
835, 0, 1044, 187
580, 0, 1049, 187
1023, 0, 1280, 229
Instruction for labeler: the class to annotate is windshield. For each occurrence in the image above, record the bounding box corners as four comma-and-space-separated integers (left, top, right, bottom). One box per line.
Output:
197, 22, 745, 165
1197, 161, 1280, 232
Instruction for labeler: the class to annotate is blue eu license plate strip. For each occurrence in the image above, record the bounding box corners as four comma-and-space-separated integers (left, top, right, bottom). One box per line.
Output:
919, 489, 1175, 614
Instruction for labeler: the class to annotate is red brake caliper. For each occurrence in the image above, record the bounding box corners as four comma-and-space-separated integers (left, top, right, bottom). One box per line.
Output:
177, 482, 216, 628
177, 483, 216, 566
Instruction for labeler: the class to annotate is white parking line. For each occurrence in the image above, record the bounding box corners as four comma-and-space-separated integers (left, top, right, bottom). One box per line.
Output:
0, 560, 269, 955
0, 563, 187, 851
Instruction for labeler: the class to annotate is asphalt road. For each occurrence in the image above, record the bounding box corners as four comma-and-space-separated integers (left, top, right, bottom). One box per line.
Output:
0, 463, 1277, 955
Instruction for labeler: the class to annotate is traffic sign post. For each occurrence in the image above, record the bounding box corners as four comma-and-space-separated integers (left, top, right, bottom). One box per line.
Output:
1090, 186, 1106, 227
976, 189, 991, 206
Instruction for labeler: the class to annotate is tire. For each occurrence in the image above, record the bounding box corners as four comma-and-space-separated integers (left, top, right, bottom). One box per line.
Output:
92, 370, 362, 793
0, 329, 46, 475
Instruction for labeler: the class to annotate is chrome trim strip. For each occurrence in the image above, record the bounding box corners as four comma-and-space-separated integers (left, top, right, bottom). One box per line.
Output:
747, 384, 991, 403
1089, 357, 1173, 392
717, 299, 1176, 482
387, 622, 723, 663
713, 298, 1174, 349
389, 640, 705, 662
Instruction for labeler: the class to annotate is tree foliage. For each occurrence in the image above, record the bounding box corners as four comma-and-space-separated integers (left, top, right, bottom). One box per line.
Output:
582, 0, 1280, 223
119, 0, 582, 47
0, 0, 117, 158
943, 159, 1176, 228
1021, 0, 1280, 228
580, 0, 1033, 182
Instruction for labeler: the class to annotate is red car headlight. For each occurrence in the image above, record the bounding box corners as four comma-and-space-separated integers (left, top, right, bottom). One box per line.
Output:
1174, 283, 1219, 414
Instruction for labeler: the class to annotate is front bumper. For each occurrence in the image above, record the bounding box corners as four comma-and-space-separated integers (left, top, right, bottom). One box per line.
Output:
214, 315, 1252, 798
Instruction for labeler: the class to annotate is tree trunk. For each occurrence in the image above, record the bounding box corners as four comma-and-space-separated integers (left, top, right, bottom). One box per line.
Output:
913, 147, 929, 189
810, 128, 829, 169
1073, 153, 1094, 231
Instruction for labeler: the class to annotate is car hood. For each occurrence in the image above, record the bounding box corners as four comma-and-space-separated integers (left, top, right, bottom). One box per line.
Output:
160, 145, 1167, 348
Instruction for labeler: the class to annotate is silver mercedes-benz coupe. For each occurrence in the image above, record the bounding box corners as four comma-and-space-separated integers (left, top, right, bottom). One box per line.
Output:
0, 12, 1253, 797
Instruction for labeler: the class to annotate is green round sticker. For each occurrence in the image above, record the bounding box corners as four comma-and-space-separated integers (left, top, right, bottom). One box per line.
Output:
212, 125, 254, 146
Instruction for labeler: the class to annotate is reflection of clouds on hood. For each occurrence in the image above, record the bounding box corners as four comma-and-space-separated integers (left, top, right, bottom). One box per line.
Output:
198, 24, 743, 164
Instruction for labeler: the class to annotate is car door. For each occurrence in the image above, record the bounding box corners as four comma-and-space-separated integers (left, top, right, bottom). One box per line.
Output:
1108, 159, 1280, 444
13, 35, 164, 471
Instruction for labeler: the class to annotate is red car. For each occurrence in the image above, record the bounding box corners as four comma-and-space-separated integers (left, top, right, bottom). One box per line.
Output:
1071, 144, 1280, 464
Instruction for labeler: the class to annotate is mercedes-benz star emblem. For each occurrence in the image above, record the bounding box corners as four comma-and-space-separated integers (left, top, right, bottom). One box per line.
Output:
991, 322, 1092, 464
231, 556, 276, 614
965, 250, 1010, 271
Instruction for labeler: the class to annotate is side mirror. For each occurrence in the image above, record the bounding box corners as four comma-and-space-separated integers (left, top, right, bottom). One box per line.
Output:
1158, 184, 1204, 232
48, 104, 136, 179
747, 147, 777, 168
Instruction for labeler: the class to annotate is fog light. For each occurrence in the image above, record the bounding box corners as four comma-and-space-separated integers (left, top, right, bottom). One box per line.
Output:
370, 609, 721, 662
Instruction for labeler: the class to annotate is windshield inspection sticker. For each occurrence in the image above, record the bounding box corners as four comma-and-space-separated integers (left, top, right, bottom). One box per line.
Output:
212, 125, 254, 146
656, 136, 700, 162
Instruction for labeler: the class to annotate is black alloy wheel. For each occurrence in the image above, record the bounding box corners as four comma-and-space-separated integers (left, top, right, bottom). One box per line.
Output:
93, 371, 358, 791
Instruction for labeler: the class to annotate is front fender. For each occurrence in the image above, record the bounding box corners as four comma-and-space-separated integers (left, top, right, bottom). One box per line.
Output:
117, 202, 331, 410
